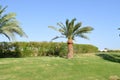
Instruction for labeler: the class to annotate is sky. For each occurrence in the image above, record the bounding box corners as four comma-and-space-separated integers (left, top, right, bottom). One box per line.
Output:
0, 0, 120, 50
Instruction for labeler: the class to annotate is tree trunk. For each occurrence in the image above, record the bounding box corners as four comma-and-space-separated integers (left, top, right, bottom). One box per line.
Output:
67, 39, 73, 59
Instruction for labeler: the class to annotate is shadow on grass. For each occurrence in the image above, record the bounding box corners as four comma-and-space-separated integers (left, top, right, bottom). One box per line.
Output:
96, 53, 120, 63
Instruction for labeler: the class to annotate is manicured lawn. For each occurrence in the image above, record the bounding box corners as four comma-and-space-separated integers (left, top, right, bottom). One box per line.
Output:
0, 53, 120, 80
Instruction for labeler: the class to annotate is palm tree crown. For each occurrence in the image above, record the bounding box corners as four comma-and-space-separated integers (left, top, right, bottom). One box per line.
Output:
49, 18, 93, 41
0, 6, 27, 41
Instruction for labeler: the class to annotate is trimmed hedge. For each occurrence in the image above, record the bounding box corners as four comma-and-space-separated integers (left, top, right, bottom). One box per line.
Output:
74, 44, 98, 53
0, 42, 98, 58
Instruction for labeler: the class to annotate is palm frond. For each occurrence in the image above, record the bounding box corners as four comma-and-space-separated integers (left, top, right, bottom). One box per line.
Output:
0, 6, 7, 15
66, 19, 69, 28
76, 26, 94, 34
70, 18, 76, 28
57, 22, 65, 28
73, 22, 82, 33
77, 34, 89, 40
0, 6, 27, 41
66, 19, 69, 33
68, 18, 76, 34
11, 26, 27, 37
57, 22, 66, 31
2, 33, 11, 41
51, 36, 65, 41
48, 26, 58, 31
57, 22, 67, 36
2, 30, 15, 41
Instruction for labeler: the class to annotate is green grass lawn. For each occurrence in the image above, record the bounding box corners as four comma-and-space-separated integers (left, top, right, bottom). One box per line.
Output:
0, 53, 120, 80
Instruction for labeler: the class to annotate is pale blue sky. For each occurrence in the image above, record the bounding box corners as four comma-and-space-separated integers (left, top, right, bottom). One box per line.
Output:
0, 0, 120, 50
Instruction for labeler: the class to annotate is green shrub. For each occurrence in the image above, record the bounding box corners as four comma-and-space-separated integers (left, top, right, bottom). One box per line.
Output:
0, 42, 20, 58
107, 50, 120, 53
0, 42, 98, 58
14, 42, 33, 57
74, 44, 98, 54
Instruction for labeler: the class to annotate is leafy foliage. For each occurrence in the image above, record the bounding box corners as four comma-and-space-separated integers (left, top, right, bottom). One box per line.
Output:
74, 44, 98, 53
0, 42, 20, 57
0, 5, 27, 41
0, 42, 98, 58
48, 18, 94, 40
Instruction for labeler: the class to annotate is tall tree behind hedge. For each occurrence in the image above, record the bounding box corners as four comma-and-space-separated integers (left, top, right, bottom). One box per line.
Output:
0, 5, 27, 41
49, 18, 94, 59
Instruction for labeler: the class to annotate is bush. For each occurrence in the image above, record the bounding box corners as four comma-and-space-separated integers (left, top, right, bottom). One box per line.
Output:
0, 42, 20, 58
74, 44, 98, 54
0, 42, 98, 58
107, 50, 120, 53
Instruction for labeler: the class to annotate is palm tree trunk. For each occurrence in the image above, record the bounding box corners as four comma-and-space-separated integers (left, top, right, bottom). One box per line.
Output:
67, 39, 73, 59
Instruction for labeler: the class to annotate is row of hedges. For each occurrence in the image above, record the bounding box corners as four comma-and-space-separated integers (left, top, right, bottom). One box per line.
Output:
0, 42, 98, 58
99, 49, 120, 53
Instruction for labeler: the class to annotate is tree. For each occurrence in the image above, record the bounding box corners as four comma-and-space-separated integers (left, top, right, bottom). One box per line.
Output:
0, 6, 27, 41
48, 18, 94, 59
118, 28, 120, 36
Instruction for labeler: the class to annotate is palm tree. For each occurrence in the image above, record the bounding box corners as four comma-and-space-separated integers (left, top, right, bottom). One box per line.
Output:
0, 6, 27, 41
118, 28, 120, 36
48, 18, 94, 59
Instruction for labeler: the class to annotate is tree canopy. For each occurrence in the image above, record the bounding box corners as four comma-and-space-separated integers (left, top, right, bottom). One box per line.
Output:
0, 5, 27, 41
